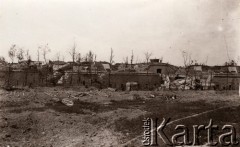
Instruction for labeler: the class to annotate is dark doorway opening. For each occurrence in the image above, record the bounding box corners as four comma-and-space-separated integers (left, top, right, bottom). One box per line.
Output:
157, 69, 162, 73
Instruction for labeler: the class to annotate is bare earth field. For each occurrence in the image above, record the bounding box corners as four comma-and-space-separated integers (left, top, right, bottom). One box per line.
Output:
0, 87, 240, 147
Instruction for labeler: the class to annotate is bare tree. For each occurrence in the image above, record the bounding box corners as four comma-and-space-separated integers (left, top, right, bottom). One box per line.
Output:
144, 51, 152, 64
181, 50, 193, 90
205, 55, 208, 65
25, 49, 31, 60
24, 49, 31, 87
16, 48, 24, 62
123, 56, 128, 68
94, 54, 97, 62
182, 51, 193, 66
37, 47, 40, 62
7, 44, 17, 87
54, 52, 61, 69
109, 48, 114, 65
86, 50, 94, 85
87, 50, 94, 62
55, 52, 61, 61
76, 52, 82, 85
68, 43, 77, 85
108, 48, 114, 87
69, 42, 77, 63
144, 51, 152, 75
42, 44, 51, 63
130, 50, 134, 68
76, 53, 81, 63
8, 44, 16, 63
123, 56, 128, 64
227, 57, 240, 66
84, 55, 88, 62
0, 56, 6, 64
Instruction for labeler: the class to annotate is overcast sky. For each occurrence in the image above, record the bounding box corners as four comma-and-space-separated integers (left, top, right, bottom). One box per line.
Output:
0, 0, 239, 65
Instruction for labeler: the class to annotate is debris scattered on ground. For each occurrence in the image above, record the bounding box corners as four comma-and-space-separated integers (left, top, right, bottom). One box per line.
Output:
170, 78, 193, 90
61, 98, 74, 107
103, 101, 112, 105
52, 97, 60, 102
131, 94, 143, 101
107, 87, 116, 92
96, 90, 110, 97
75, 92, 89, 97
149, 94, 155, 98
1, 86, 239, 147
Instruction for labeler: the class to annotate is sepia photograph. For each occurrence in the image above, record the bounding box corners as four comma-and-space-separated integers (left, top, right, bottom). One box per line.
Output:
0, 0, 240, 146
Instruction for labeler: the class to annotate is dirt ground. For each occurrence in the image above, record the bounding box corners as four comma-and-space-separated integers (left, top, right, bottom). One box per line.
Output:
0, 86, 240, 147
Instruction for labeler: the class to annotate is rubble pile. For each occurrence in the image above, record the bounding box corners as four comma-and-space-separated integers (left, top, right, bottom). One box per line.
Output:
170, 78, 194, 90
